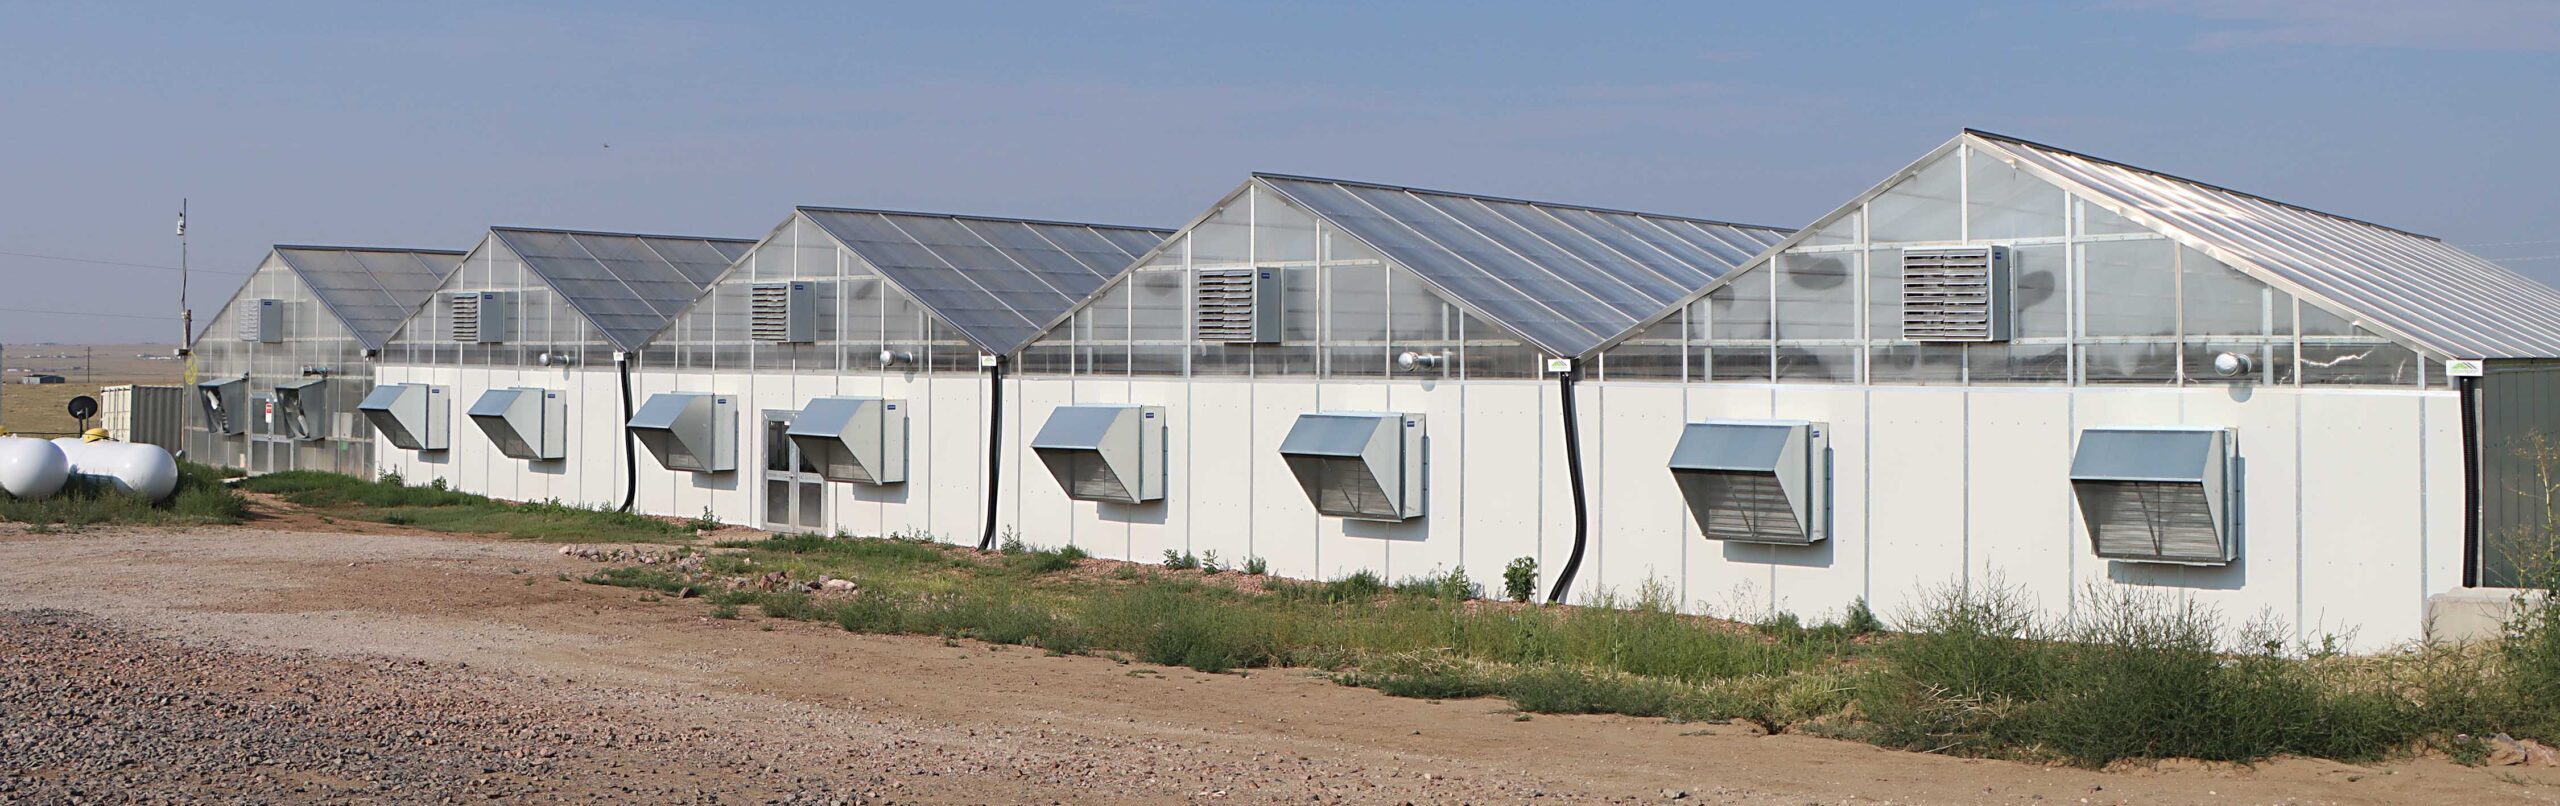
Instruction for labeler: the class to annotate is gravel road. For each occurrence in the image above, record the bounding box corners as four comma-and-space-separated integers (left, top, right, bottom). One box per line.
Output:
0, 525, 2550, 805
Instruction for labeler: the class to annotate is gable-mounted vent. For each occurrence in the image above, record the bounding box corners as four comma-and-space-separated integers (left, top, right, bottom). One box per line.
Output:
469, 387, 568, 461
237, 299, 281, 343
448, 291, 514, 343
750, 281, 820, 343
1901, 246, 2011, 342
1669, 420, 1828, 545
1194, 268, 1282, 343
628, 392, 737, 474
2069, 427, 2238, 566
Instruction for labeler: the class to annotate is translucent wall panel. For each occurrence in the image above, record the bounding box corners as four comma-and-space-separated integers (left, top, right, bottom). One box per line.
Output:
1965, 146, 2066, 240
1867, 151, 1962, 243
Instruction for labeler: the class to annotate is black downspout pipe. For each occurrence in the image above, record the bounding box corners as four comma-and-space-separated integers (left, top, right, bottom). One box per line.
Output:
615, 351, 637, 514
2459, 373, 2482, 588
1546, 358, 1591, 605
978, 356, 1006, 551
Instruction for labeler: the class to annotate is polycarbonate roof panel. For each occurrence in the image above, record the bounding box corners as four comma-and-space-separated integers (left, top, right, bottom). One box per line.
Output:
1972, 131, 2560, 359
488, 228, 752, 351
272, 246, 464, 350
798, 208, 1169, 354
1254, 174, 1790, 356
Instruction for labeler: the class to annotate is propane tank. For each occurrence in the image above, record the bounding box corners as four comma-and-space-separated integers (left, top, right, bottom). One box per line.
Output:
51, 438, 179, 502
0, 437, 69, 500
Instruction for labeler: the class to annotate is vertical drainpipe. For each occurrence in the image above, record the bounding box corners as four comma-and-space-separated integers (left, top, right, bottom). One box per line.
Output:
2458, 372, 2482, 588
979, 354, 1006, 551
1546, 356, 1591, 604
615, 350, 637, 513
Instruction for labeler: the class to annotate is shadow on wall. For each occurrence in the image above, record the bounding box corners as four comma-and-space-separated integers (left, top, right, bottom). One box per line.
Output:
1724, 538, 1835, 568
1343, 516, 1427, 542
852, 481, 909, 505
1099, 500, 1169, 526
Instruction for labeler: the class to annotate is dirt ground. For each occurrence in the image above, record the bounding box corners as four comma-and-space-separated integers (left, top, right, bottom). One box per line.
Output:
0, 342, 181, 436
2, 524, 2556, 804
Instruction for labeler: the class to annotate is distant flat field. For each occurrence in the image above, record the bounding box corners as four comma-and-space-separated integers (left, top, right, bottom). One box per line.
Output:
0, 343, 184, 436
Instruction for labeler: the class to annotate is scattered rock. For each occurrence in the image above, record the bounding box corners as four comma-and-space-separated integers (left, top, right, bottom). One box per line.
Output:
1661, 787, 1689, 800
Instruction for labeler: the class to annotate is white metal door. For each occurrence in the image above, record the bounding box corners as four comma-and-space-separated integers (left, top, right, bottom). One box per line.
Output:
762, 411, 825, 532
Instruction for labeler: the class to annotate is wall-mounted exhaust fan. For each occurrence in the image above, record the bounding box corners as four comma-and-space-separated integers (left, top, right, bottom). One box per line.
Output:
196, 377, 247, 436
469, 387, 567, 461
787, 396, 906, 485
1278, 412, 1427, 521
237, 298, 281, 343
750, 281, 820, 343
1668, 419, 1829, 544
628, 392, 737, 473
448, 291, 515, 343
273, 378, 330, 442
1031, 404, 1165, 504
1195, 268, 1283, 343
359, 383, 449, 451
1901, 246, 2011, 342
2069, 427, 2238, 565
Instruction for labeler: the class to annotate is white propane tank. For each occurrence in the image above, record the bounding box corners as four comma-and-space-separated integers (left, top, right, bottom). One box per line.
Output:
51, 439, 179, 502
0, 437, 70, 500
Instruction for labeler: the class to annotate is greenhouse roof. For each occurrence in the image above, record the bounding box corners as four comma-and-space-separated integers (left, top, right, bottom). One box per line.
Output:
268, 246, 465, 350
1251, 173, 1793, 357
796, 207, 1171, 354
485, 227, 755, 352
1968, 131, 2560, 360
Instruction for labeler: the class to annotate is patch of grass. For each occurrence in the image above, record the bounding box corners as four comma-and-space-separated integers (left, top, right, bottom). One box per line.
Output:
0, 461, 246, 527
562, 529, 2560, 768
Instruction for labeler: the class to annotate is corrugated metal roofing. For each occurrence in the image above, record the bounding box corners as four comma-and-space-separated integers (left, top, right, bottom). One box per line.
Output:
270, 246, 465, 350
796, 208, 1171, 354
488, 228, 754, 352
1971, 130, 2560, 360
1253, 174, 1792, 357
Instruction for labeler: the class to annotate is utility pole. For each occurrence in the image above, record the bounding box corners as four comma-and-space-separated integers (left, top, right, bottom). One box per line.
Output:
177, 200, 191, 356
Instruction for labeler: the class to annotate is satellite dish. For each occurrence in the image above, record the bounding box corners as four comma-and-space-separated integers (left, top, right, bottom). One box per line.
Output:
65, 395, 98, 421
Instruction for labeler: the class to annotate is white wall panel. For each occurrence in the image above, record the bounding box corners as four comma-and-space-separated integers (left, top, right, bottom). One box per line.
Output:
1459, 383, 1543, 596
1864, 388, 1970, 619
2299, 393, 2430, 649
1251, 382, 1322, 579
1964, 389, 2076, 613
1594, 384, 1687, 606
1764, 386, 1871, 621
1187, 382, 1257, 564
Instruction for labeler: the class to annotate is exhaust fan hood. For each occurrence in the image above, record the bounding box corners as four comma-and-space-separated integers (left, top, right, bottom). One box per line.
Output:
1669, 420, 1829, 545
787, 396, 906, 485
2070, 427, 2237, 565
273, 378, 330, 442
469, 387, 567, 461
628, 392, 736, 473
1278, 412, 1426, 521
1031, 404, 1164, 504
196, 377, 247, 436
359, 383, 449, 451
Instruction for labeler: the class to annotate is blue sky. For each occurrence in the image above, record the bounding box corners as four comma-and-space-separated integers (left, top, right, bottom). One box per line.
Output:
1, 1, 2554, 343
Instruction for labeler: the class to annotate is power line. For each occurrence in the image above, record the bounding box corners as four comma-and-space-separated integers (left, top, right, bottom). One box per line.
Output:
0, 249, 248, 275
0, 305, 178, 322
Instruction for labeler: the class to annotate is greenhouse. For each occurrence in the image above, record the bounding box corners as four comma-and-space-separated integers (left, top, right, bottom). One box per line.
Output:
997, 174, 1788, 587
370, 227, 752, 507
630, 207, 1168, 538
1581, 130, 2560, 648
184, 245, 462, 477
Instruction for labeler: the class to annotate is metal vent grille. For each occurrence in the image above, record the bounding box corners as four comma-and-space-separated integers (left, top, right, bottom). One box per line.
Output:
2078, 481, 2226, 561
1195, 268, 1280, 343
1901, 246, 2010, 342
749, 282, 818, 343
237, 299, 280, 343
1676, 470, 1804, 542
449, 293, 481, 342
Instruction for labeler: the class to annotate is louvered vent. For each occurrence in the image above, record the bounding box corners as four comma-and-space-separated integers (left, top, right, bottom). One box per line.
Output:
447, 291, 513, 343
237, 299, 280, 343
449, 293, 480, 342
1195, 268, 1282, 343
2069, 427, 2237, 566
750, 281, 819, 343
1901, 246, 2011, 342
